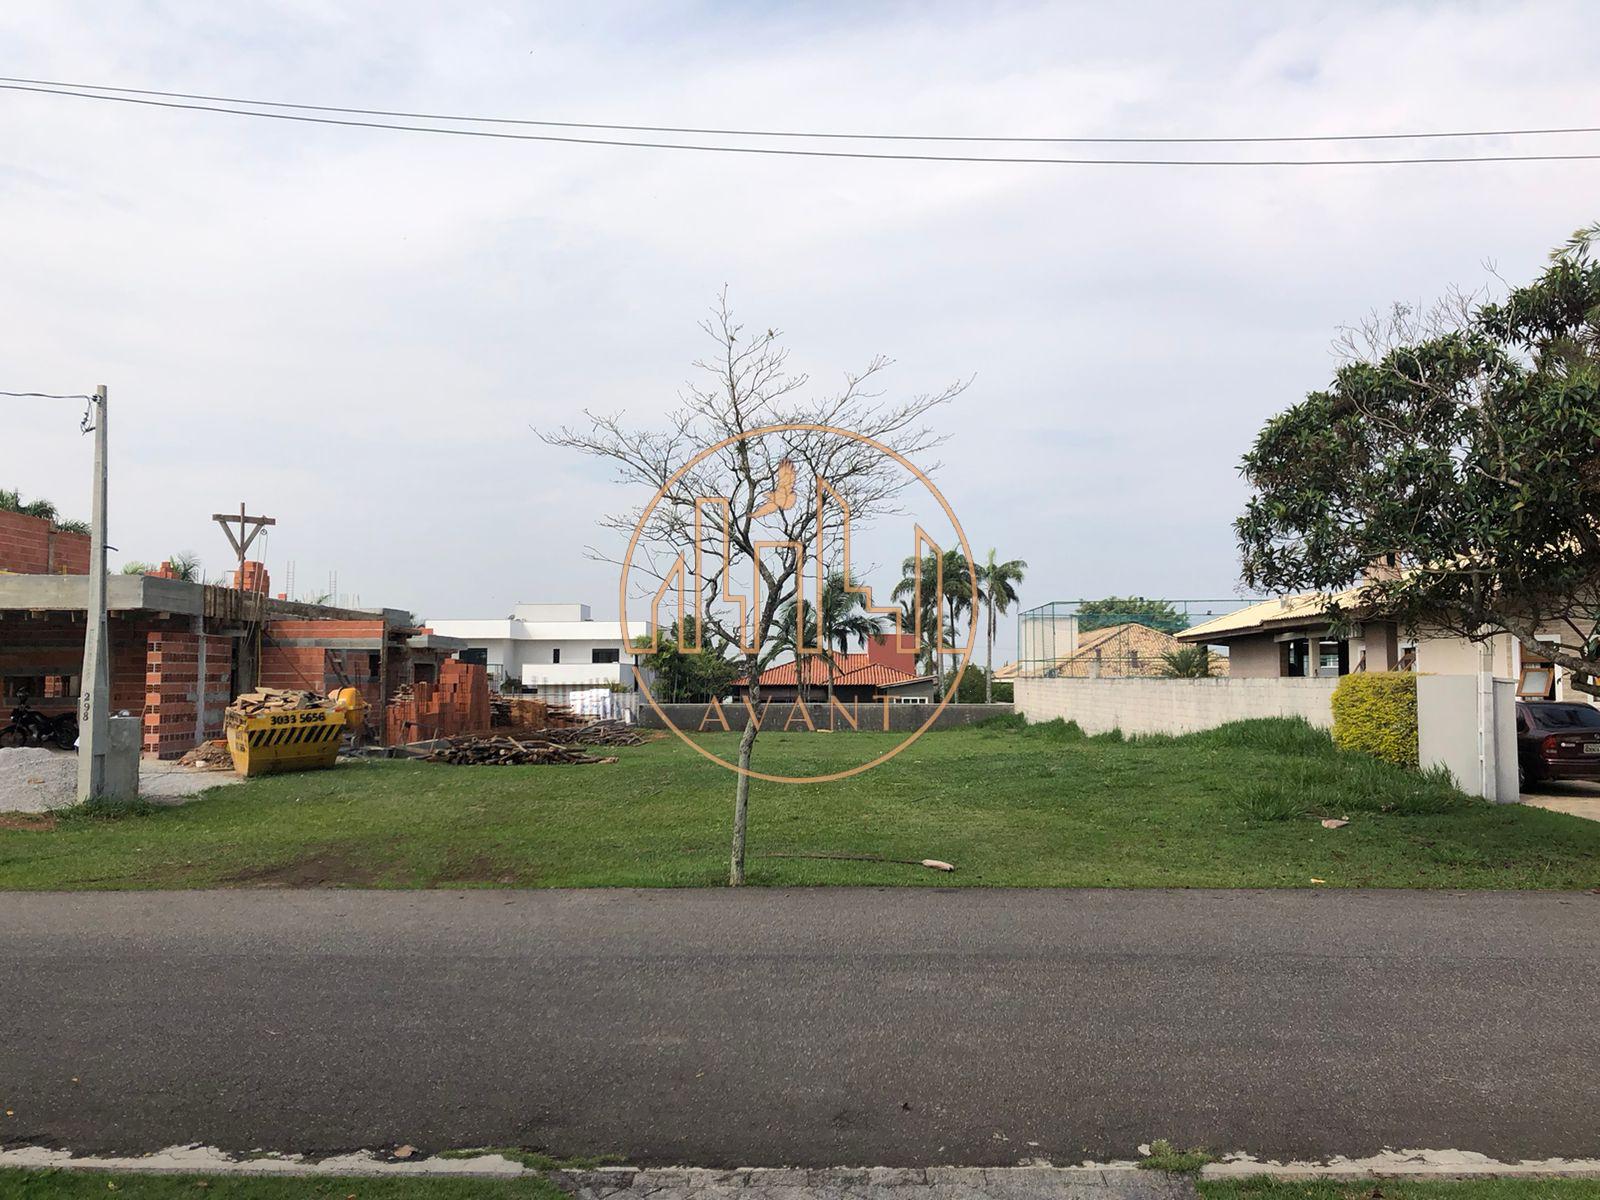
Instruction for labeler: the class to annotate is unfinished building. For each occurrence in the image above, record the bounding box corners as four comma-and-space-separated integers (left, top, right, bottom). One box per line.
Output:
0, 508, 483, 757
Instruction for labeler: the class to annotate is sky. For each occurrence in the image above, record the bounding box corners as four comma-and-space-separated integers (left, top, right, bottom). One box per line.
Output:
3, 1, 1598, 659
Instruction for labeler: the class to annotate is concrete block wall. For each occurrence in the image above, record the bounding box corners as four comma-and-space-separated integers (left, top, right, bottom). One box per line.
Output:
1013, 676, 1339, 736
639, 701, 1012, 733
0, 510, 89, 575
143, 632, 232, 759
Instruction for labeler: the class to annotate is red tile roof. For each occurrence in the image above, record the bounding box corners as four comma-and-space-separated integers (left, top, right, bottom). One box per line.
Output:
737, 652, 928, 689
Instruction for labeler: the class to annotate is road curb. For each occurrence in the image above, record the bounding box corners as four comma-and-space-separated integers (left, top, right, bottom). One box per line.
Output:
4, 1146, 1600, 1187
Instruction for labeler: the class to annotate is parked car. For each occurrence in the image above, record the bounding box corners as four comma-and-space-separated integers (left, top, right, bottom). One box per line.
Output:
1516, 701, 1600, 786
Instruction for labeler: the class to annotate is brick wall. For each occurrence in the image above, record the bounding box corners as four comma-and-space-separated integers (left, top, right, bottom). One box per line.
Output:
0, 510, 89, 575
1012, 676, 1338, 737
0, 614, 219, 751
142, 632, 233, 759
260, 618, 388, 710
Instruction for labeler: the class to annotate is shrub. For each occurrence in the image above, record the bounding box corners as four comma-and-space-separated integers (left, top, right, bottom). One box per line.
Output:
1331, 672, 1418, 768
1193, 716, 1335, 757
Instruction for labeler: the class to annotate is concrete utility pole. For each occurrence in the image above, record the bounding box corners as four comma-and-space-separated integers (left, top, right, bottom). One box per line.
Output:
76, 384, 109, 803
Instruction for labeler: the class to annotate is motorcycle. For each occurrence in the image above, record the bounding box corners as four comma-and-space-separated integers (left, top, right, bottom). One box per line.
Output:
0, 692, 79, 750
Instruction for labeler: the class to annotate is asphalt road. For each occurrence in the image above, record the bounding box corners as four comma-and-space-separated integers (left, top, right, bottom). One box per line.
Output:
2, 888, 1598, 1166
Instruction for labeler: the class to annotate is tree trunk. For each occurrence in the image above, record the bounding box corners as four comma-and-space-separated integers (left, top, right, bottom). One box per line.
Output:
985, 596, 995, 704
946, 597, 961, 700
731, 674, 759, 886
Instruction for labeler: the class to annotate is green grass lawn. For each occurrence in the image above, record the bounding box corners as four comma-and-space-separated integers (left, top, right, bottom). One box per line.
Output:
0, 1170, 562, 1199
1, 718, 1596, 890
1198, 1178, 1600, 1200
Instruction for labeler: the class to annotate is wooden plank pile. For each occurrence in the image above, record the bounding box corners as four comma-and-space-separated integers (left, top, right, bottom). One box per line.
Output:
543, 719, 645, 747
225, 688, 330, 729
423, 734, 618, 767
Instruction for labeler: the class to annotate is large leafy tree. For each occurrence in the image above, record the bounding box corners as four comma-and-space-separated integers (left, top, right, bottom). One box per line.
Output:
632, 618, 741, 703
1236, 224, 1600, 696
1076, 596, 1186, 635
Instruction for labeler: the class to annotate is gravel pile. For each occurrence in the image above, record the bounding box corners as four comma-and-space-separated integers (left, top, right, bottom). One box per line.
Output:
0, 746, 78, 813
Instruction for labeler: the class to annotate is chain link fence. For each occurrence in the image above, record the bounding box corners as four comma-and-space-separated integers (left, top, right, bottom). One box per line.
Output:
1009, 599, 1266, 680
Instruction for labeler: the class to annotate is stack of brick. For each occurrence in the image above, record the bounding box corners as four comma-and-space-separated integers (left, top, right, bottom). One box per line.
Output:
384, 660, 490, 745
230, 561, 270, 593
142, 632, 233, 759
0, 510, 89, 575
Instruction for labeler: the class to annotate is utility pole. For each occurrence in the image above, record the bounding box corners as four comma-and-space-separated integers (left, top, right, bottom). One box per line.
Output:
76, 385, 109, 803
214, 503, 275, 690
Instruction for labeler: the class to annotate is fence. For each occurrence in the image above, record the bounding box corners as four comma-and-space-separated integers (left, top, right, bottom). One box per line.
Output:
1013, 598, 1266, 680
638, 701, 1010, 733
1013, 676, 1337, 736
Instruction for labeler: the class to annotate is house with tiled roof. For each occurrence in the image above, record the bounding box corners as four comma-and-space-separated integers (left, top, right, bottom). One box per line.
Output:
731, 635, 937, 704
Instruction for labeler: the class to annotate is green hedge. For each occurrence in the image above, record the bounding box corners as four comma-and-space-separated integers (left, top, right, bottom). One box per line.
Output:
1331, 672, 1418, 767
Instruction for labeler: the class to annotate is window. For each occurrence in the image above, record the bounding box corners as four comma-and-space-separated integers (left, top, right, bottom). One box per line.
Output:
1517, 664, 1555, 699
1538, 705, 1600, 729
551, 648, 561, 664
591, 648, 621, 664
1317, 639, 1345, 678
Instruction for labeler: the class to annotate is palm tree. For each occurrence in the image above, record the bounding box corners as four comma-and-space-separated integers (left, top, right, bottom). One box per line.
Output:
894, 550, 977, 699
166, 551, 203, 583
818, 572, 885, 705
777, 573, 887, 706
1158, 646, 1215, 678
977, 551, 1027, 704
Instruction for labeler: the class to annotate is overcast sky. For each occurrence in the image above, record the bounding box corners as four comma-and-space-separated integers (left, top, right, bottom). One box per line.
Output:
3, 1, 1597, 656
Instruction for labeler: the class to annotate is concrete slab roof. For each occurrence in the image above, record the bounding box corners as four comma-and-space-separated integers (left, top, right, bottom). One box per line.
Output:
0, 573, 412, 627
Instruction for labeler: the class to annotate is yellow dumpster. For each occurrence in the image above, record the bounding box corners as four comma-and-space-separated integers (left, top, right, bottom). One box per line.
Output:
227, 708, 346, 777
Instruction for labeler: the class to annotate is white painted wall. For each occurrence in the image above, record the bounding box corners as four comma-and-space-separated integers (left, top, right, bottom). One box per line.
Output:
1416, 674, 1518, 801
426, 605, 645, 690
1014, 676, 1339, 736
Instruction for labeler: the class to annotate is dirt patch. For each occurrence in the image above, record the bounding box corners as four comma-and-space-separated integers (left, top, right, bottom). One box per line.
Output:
0, 812, 57, 832
222, 848, 384, 888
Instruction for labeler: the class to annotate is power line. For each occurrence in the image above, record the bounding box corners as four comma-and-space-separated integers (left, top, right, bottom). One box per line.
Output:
3, 75, 1598, 145
4, 81, 1600, 167
0, 390, 95, 399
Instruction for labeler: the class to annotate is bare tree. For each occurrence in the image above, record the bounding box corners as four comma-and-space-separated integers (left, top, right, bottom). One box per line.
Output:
545, 294, 967, 884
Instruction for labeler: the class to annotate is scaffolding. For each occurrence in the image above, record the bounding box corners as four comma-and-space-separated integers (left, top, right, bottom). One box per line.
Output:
1011, 598, 1266, 680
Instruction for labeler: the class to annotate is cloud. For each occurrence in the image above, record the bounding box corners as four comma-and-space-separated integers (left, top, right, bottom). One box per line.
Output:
1, 0, 1596, 646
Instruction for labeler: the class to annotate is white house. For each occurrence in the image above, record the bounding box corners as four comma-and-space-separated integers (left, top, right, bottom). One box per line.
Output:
426, 603, 649, 708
